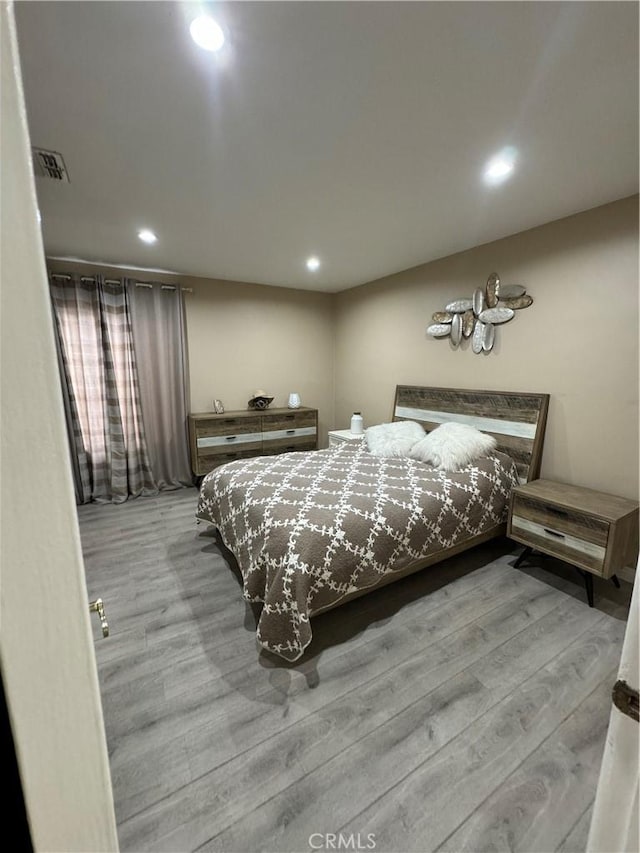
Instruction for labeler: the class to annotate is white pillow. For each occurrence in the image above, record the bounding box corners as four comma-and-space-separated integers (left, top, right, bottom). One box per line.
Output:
365, 420, 426, 458
408, 421, 497, 471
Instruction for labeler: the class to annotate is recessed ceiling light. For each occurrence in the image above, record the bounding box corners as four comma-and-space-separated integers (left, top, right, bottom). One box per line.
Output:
190, 15, 225, 52
306, 256, 320, 272
483, 146, 518, 186
138, 229, 157, 244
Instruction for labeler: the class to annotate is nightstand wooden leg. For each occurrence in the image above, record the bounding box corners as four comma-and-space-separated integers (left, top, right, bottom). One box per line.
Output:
611, 574, 621, 588
577, 570, 595, 607
513, 546, 534, 568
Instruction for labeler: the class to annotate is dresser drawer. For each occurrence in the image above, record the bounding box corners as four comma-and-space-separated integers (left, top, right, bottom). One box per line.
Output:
194, 415, 262, 459
261, 410, 317, 453
197, 448, 260, 475
261, 411, 317, 431
194, 416, 261, 439
196, 433, 263, 456
262, 426, 317, 446
510, 494, 609, 575
261, 437, 317, 455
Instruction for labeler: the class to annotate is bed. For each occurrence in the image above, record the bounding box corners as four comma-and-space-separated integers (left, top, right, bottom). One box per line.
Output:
196, 386, 549, 661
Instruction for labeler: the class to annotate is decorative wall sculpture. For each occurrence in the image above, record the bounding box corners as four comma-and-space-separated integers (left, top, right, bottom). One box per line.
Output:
426, 272, 532, 353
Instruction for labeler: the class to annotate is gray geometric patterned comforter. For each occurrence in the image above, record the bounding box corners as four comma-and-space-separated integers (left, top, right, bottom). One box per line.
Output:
196, 441, 518, 661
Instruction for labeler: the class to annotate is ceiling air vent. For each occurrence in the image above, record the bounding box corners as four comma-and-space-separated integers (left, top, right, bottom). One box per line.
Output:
32, 147, 70, 182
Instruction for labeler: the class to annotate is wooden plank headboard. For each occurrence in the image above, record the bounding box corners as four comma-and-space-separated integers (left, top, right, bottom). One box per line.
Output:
393, 385, 550, 483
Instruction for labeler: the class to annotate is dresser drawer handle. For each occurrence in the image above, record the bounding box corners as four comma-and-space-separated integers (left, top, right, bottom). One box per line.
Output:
226, 435, 237, 441
286, 429, 295, 435
543, 528, 565, 539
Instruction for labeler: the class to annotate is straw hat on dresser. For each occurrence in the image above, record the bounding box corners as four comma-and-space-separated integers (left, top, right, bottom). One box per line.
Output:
248, 390, 274, 410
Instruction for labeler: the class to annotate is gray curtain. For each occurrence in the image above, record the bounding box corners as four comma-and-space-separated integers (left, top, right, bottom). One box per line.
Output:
50, 274, 158, 503
126, 281, 193, 490
52, 307, 92, 504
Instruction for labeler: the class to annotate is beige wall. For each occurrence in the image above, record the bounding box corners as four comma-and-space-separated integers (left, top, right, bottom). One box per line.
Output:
1, 4, 118, 849
180, 274, 334, 444
47, 261, 336, 447
48, 196, 638, 498
335, 195, 639, 500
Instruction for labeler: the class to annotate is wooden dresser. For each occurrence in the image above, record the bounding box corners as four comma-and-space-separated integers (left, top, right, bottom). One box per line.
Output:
188, 407, 318, 476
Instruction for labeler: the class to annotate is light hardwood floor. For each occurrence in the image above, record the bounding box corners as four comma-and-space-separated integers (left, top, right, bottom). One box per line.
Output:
77, 487, 632, 853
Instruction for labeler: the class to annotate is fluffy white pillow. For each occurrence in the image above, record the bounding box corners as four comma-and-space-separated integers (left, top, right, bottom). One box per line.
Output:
409, 421, 497, 471
365, 420, 426, 458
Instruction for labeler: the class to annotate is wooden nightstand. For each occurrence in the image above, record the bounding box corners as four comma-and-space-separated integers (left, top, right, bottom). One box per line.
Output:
507, 479, 639, 606
328, 429, 364, 447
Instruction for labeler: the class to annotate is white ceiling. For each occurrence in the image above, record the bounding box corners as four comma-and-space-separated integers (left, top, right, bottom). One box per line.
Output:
15, 1, 639, 293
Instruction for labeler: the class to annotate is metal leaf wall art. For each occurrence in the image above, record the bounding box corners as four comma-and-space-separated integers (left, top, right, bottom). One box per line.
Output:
426, 272, 533, 353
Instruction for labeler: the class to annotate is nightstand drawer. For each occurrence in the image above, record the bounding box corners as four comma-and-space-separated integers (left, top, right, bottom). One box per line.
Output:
511, 494, 609, 547
510, 515, 607, 575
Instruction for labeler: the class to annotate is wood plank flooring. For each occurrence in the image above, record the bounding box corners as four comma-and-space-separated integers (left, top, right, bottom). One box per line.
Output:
77, 487, 632, 853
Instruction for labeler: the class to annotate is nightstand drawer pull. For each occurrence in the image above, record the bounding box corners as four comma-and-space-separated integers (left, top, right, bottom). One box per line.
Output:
286, 429, 295, 435
543, 527, 565, 539
226, 435, 237, 441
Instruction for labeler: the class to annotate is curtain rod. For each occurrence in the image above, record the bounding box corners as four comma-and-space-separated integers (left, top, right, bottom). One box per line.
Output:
135, 281, 192, 293
81, 276, 123, 285
50, 273, 191, 293
51, 274, 121, 285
